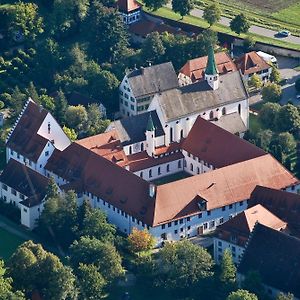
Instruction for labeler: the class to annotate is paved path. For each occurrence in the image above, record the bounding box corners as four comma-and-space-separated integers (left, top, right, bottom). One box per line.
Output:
165, 4, 300, 45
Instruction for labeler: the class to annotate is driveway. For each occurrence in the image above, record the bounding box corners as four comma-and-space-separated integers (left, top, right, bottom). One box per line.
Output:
165, 4, 300, 45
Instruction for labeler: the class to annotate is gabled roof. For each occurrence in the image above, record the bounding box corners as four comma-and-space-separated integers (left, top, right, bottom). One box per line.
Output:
7, 100, 48, 162
249, 186, 300, 238
117, 0, 141, 13
236, 51, 271, 75
218, 204, 287, 238
45, 143, 155, 225
126, 62, 179, 99
182, 116, 265, 168
153, 154, 298, 225
0, 159, 49, 207
238, 223, 300, 298
211, 112, 247, 134
110, 111, 164, 146
153, 71, 247, 122
179, 52, 237, 82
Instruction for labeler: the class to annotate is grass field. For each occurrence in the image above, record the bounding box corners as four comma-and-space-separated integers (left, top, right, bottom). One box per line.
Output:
0, 227, 25, 261
145, 6, 300, 51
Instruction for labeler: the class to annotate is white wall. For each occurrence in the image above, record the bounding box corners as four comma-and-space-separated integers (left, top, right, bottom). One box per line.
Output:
0, 182, 26, 209
183, 150, 213, 175
20, 202, 44, 229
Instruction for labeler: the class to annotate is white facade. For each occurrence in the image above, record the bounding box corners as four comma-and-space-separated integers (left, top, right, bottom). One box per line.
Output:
0, 182, 27, 209
120, 9, 141, 25
20, 202, 44, 229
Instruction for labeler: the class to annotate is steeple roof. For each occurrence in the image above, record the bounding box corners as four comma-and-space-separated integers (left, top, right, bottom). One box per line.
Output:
205, 45, 218, 76
146, 113, 155, 131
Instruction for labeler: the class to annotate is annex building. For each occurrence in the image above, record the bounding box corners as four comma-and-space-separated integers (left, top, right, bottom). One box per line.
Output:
1, 49, 299, 246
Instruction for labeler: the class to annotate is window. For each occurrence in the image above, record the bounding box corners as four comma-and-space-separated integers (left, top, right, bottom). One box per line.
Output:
197, 167, 200, 174
232, 246, 236, 252
190, 163, 193, 171
129, 146, 132, 155
203, 223, 208, 229
161, 224, 165, 229
140, 172, 143, 178
10, 149, 14, 155
45, 151, 49, 156
180, 129, 184, 139
170, 127, 173, 142
238, 104, 241, 115
19, 194, 25, 200
178, 160, 182, 169
130, 105, 134, 110
222, 107, 226, 115
187, 226, 191, 230
218, 241, 222, 246
198, 213, 202, 219
207, 211, 211, 216
180, 228, 184, 232
174, 230, 178, 234
161, 233, 166, 240
239, 201, 243, 206
174, 220, 178, 225
222, 206, 225, 211
23, 208, 27, 213
219, 218, 224, 224
168, 222, 172, 227
17, 153, 20, 159
149, 169, 152, 178
209, 220, 215, 228
2, 184, 8, 191
125, 101, 128, 107
187, 217, 190, 222
179, 219, 183, 224
209, 111, 214, 119
158, 167, 161, 175
124, 93, 129, 99
166, 164, 170, 173
229, 204, 233, 209
130, 96, 135, 102
11, 189, 17, 196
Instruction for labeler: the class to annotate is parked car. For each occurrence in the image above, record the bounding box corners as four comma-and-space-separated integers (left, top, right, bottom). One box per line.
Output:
277, 30, 290, 37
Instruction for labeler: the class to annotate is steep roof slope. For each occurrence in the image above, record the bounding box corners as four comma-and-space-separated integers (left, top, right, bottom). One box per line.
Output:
238, 223, 300, 298
127, 62, 179, 99
182, 116, 265, 168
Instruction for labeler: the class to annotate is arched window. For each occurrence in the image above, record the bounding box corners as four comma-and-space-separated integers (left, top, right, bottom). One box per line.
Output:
197, 167, 200, 174
209, 111, 213, 119
141, 143, 144, 151
170, 127, 173, 143
166, 164, 170, 172
149, 169, 152, 178
180, 129, 184, 140
129, 146, 132, 155
190, 163, 193, 171
158, 167, 161, 175
222, 107, 226, 115
238, 104, 241, 115
178, 160, 182, 169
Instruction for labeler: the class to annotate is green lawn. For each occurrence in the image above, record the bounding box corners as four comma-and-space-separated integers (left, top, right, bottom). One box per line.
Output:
0, 227, 25, 261
273, 2, 300, 27
151, 171, 192, 185
145, 6, 300, 51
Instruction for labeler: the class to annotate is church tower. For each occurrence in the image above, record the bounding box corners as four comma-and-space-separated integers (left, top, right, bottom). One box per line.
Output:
145, 113, 155, 157
205, 45, 219, 90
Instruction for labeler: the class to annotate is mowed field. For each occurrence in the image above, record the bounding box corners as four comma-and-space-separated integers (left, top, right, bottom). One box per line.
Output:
0, 227, 25, 261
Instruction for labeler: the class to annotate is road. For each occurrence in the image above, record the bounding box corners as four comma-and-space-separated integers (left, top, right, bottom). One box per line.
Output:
165, 4, 300, 45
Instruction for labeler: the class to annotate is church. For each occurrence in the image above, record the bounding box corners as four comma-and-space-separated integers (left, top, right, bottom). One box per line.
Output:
1, 48, 299, 246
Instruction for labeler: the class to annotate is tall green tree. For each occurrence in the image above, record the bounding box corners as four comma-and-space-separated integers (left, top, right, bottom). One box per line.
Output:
77, 263, 106, 300
45, 177, 59, 199
220, 249, 236, 285
230, 13, 250, 35
143, 0, 168, 11
270, 66, 281, 84
69, 236, 124, 282
261, 82, 282, 103
54, 89, 68, 124
66, 105, 88, 132
276, 104, 300, 132
255, 129, 273, 151
227, 289, 258, 300
141, 32, 166, 63
259, 102, 281, 129
277, 132, 297, 155
203, 3, 221, 27
157, 240, 214, 289
172, 0, 194, 19
86, 3, 129, 63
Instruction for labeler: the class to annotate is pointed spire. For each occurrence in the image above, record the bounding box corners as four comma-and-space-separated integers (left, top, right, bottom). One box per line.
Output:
205, 45, 218, 76
146, 113, 155, 132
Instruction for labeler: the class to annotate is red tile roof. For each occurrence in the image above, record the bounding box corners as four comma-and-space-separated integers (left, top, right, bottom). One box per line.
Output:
217, 204, 287, 246
179, 52, 237, 82
153, 154, 298, 225
236, 51, 271, 75
182, 116, 266, 168
117, 0, 141, 12
7, 100, 48, 162
249, 185, 300, 238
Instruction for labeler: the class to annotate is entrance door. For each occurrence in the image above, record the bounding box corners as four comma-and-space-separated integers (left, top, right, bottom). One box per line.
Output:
198, 226, 204, 235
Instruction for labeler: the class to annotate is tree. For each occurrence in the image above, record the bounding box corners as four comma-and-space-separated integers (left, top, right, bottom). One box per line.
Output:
8, 241, 77, 299
203, 3, 221, 27
143, 0, 168, 11
261, 82, 282, 103
127, 228, 155, 253
25, 81, 39, 102
54, 90, 68, 123
230, 13, 250, 35
276, 104, 300, 132
243, 36, 255, 51
77, 263, 106, 300
255, 129, 273, 151
141, 32, 165, 63
242, 270, 265, 299
259, 102, 281, 129
0, 260, 25, 300
172, 0, 194, 19
45, 177, 59, 199
248, 74, 262, 89
270, 66, 281, 84
8, 2, 44, 42
157, 240, 214, 289
85, 3, 129, 63
277, 132, 297, 155
276, 292, 294, 300
63, 125, 78, 141
295, 78, 300, 93
39, 95, 55, 112
66, 105, 88, 131
220, 249, 236, 284
227, 289, 258, 300
69, 236, 124, 282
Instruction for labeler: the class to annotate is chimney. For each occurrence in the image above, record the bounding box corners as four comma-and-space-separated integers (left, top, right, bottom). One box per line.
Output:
149, 183, 156, 198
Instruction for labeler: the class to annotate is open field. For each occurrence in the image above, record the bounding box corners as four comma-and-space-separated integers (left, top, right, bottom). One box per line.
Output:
0, 227, 25, 261
195, 0, 300, 36
145, 6, 300, 51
